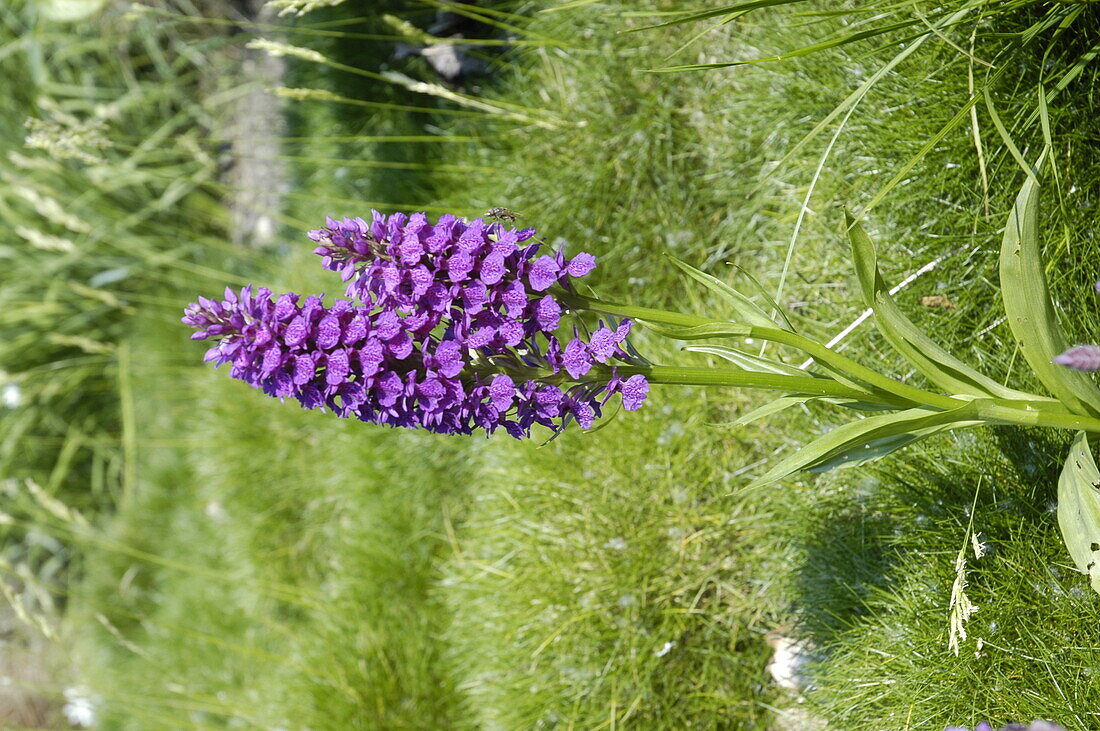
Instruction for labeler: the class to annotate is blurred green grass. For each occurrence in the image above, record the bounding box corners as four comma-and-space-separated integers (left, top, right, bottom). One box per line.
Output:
3, 0, 1100, 728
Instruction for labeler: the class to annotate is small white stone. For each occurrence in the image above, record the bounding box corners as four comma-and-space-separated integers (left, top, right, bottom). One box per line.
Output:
2, 384, 21, 409
204, 501, 228, 523
767, 636, 814, 691
62, 687, 96, 727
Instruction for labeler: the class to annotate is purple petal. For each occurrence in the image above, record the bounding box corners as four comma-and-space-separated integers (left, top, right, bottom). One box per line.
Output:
388, 332, 414, 360
528, 255, 561, 291
588, 327, 617, 362
565, 252, 596, 278
448, 252, 474, 283
467, 327, 495, 350
374, 311, 401, 341
499, 319, 524, 346
342, 316, 367, 346
456, 220, 488, 254
1054, 345, 1100, 371
479, 252, 506, 286
274, 293, 299, 321
398, 235, 424, 265
614, 319, 633, 343
501, 280, 527, 319
325, 349, 350, 386
489, 374, 515, 411
534, 385, 564, 418
284, 316, 310, 347
570, 399, 595, 429
292, 354, 315, 385
434, 340, 465, 378
620, 375, 649, 411
563, 338, 592, 379
315, 314, 342, 350
462, 282, 488, 313
261, 344, 283, 377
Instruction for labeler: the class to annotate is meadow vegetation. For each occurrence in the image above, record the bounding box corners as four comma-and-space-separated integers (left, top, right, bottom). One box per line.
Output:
2, 0, 1100, 728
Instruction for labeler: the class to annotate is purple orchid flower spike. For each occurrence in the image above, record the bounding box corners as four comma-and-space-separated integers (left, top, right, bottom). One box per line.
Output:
185, 212, 651, 438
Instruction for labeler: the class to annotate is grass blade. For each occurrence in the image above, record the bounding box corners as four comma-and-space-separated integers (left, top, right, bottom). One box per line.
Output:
626, 0, 806, 32
647, 16, 928, 72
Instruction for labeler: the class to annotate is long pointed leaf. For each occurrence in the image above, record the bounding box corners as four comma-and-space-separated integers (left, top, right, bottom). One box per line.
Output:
666, 255, 781, 329
999, 160, 1100, 416
806, 420, 978, 473
730, 395, 890, 428
641, 320, 958, 409
683, 344, 805, 376
847, 213, 1034, 400
746, 403, 979, 489
1057, 432, 1100, 595
731, 396, 816, 426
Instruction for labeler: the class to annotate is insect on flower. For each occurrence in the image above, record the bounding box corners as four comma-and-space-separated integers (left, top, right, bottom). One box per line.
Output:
485, 206, 522, 223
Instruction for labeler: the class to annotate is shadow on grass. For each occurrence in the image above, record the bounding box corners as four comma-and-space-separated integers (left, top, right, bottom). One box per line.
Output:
789, 425, 1100, 725
794, 426, 1069, 635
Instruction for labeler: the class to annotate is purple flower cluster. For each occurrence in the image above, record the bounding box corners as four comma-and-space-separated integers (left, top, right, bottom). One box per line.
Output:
946, 722, 1062, 731
309, 212, 599, 361
183, 212, 649, 438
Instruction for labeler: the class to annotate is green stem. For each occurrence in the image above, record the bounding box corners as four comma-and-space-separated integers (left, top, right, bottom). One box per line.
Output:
976, 400, 1100, 434
563, 292, 962, 411
613, 365, 879, 401
561, 292, 712, 328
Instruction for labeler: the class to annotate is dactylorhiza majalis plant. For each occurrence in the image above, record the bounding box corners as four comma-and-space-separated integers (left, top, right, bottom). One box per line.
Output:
185, 154, 1100, 598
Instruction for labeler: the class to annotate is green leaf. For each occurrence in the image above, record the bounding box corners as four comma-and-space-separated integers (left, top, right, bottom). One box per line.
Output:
730, 396, 816, 426
666, 255, 780, 329
683, 344, 805, 376
728, 395, 889, 428
846, 213, 1035, 401
1057, 432, 1100, 595
640, 321, 751, 341
640, 320, 959, 410
806, 422, 971, 473
746, 403, 981, 489
998, 159, 1100, 417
